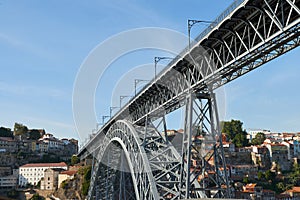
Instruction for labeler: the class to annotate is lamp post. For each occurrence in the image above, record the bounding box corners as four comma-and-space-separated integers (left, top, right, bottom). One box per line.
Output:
110, 106, 119, 118
154, 57, 173, 80
119, 95, 132, 108
188, 19, 215, 49
134, 79, 149, 96
102, 115, 110, 124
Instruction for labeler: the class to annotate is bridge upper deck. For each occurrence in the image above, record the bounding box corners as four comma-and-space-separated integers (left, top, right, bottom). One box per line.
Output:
79, 0, 300, 157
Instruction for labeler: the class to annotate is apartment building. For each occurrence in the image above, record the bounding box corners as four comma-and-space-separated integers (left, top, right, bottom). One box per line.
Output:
18, 162, 67, 187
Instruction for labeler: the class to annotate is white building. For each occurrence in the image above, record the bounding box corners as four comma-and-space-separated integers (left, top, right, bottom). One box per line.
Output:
18, 162, 67, 187
58, 170, 77, 188
247, 129, 271, 142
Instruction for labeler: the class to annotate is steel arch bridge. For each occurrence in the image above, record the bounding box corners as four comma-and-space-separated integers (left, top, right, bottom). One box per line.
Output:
78, 0, 300, 199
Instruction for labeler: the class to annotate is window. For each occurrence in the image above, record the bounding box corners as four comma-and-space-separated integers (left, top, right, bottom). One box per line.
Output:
48, 177, 50, 181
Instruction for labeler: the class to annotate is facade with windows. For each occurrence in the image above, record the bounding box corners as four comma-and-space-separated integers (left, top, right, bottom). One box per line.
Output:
40, 168, 65, 190
0, 169, 18, 188
18, 162, 67, 187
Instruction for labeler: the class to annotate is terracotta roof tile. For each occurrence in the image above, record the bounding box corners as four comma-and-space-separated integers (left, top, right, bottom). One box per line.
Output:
20, 162, 67, 168
60, 170, 77, 176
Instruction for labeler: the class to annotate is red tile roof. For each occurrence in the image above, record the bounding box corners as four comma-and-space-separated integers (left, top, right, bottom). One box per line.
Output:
286, 186, 300, 193
60, 170, 77, 176
20, 162, 67, 168
245, 183, 257, 189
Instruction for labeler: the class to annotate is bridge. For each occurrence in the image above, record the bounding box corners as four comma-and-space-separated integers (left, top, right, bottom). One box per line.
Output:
78, 0, 300, 199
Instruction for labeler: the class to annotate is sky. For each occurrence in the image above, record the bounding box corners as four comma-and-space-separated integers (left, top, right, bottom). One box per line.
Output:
1, 1, 300, 145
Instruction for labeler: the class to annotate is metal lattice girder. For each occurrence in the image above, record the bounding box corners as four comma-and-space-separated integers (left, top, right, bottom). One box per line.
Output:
126, 0, 300, 125
79, 0, 300, 162
179, 92, 231, 199
79, 0, 300, 199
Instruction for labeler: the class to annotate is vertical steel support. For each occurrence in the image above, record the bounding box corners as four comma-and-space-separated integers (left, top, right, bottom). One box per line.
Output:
180, 92, 194, 198
179, 91, 231, 199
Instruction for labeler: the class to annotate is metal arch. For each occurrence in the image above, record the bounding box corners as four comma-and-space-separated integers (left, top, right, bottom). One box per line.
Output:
108, 137, 141, 200
80, 0, 300, 199
88, 120, 160, 200
80, 0, 300, 156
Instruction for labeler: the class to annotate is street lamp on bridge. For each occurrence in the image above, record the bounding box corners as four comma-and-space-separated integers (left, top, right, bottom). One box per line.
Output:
134, 79, 149, 96
119, 95, 133, 108
110, 106, 119, 118
188, 19, 215, 49
154, 57, 173, 81
102, 115, 110, 124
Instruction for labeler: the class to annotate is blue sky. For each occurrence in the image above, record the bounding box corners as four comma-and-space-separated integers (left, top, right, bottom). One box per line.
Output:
1, 1, 300, 144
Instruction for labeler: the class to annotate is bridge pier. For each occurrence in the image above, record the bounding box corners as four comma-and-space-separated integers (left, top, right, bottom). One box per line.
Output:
80, 0, 300, 198
179, 91, 231, 199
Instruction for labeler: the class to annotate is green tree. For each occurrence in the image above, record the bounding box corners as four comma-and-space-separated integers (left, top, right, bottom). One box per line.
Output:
288, 163, 300, 185
81, 166, 92, 196
252, 132, 266, 145
221, 119, 248, 147
243, 176, 249, 184
14, 123, 28, 136
276, 182, 286, 193
28, 129, 41, 140
0, 127, 12, 137
71, 155, 79, 165
264, 170, 276, 181
233, 132, 248, 147
257, 171, 264, 180
221, 119, 244, 140
82, 181, 90, 196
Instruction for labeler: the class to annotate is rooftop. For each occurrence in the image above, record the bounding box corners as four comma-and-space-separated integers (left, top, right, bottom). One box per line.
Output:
20, 162, 67, 168
60, 170, 77, 176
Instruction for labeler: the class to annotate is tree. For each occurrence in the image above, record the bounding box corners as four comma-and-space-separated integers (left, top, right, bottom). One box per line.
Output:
0, 127, 12, 137
257, 171, 264, 180
243, 176, 249, 184
14, 123, 28, 136
276, 182, 286, 193
252, 132, 266, 145
233, 132, 248, 147
71, 155, 79, 165
28, 129, 41, 140
221, 119, 248, 147
264, 170, 276, 181
288, 163, 300, 185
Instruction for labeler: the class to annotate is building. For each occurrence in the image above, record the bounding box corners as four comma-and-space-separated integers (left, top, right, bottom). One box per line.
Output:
40, 168, 65, 190
235, 183, 275, 200
294, 140, 300, 159
229, 164, 258, 180
283, 187, 300, 199
251, 146, 271, 169
0, 169, 18, 189
282, 141, 294, 160
58, 170, 77, 188
18, 162, 67, 187
264, 143, 291, 171
247, 129, 271, 142
0, 137, 17, 153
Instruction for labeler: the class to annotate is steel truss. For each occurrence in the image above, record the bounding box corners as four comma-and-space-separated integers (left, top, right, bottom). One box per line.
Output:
81, 0, 300, 199
179, 92, 231, 199
127, 0, 300, 126
88, 91, 231, 200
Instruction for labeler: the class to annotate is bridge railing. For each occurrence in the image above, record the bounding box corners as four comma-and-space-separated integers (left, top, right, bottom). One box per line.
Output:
194, 0, 245, 43
79, 0, 247, 153
147, 0, 247, 90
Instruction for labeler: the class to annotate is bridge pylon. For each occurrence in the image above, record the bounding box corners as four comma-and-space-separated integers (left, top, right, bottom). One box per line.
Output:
179, 91, 231, 199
